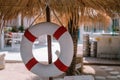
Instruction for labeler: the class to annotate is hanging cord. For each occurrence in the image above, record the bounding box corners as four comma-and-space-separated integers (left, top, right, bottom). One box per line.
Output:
52, 9, 64, 26
46, 0, 64, 26
45, 0, 63, 25
29, 0, 50, 27
29, 5, 47, 28
29, 0, 64, 27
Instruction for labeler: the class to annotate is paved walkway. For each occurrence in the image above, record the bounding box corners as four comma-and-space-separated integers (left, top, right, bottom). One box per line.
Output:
0, 63, 120, 80
83, 57, 120, 66
83, 65, 120, 80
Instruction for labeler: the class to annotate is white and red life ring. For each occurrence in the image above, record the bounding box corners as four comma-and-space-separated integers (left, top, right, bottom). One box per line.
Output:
20, 22, 73, 77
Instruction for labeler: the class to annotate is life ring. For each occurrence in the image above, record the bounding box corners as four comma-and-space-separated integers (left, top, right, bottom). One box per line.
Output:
20, 22, 73, 77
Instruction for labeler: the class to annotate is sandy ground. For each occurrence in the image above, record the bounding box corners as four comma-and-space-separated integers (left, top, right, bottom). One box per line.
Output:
0, 63, 40, 80
0, 63, 120, 80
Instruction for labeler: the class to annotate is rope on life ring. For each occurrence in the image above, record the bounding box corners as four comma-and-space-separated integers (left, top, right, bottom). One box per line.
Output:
20, 22, 73, 77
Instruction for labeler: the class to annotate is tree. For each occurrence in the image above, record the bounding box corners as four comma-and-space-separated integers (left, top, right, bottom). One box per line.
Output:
66, 10, 79, 75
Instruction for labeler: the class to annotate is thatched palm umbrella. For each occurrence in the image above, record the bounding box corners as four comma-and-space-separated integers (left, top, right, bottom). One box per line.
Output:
0, 0, 120, 76
0, 0, 120, 21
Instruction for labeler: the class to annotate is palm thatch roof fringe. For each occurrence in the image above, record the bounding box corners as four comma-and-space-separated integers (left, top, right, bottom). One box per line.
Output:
0, 0, 120, 18
0, 0, 120, 29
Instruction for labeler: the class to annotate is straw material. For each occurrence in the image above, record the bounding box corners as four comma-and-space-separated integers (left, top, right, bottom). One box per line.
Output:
0, 0, 120, 28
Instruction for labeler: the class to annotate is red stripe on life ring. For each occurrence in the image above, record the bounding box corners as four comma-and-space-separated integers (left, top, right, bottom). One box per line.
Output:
25, 58, 38, 70
54, 59, 68, 72
53, 26, 67, 40
24, 29, 37, 42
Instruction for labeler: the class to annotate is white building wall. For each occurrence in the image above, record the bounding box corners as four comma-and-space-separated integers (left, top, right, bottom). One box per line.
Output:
17, 13, 21, 27
0, 31, 4, 49
79, 24, 84, 43
23, 17, 34, 29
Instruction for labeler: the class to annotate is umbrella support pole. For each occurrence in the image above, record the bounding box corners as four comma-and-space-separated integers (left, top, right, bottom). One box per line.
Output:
46, 6, 53, 80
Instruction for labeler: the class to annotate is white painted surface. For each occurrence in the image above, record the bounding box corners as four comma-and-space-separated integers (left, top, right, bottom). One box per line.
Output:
0, 31, 4, 49
93, 35, 120, 58
64, 75, 94, 80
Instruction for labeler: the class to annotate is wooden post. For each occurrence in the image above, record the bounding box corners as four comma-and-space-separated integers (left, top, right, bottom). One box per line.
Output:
0, 18, 4, 49
46, 6, 53, 80
0, 30, 4, 49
